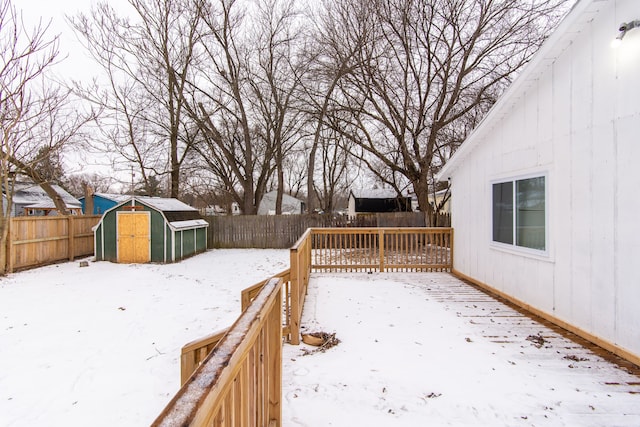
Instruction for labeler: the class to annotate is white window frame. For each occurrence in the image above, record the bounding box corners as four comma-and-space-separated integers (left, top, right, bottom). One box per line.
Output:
490, 172, 549, 258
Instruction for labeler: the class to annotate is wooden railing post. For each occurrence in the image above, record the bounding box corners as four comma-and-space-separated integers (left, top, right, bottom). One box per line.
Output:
378, 228, 385, 272
289, 247, 301, 345
449, 228, 454, 271
180, 328, 230, 385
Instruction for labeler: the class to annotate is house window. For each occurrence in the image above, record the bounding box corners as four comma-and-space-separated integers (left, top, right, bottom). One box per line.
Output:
492, 176, 545, 251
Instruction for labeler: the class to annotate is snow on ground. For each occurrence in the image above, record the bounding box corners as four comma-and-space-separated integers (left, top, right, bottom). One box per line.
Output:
1, 253, 640, 427
0, 250, 289, 427
283, 273, 640, 427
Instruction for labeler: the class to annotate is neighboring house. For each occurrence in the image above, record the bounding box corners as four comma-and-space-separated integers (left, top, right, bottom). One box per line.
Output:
427, 189, 451, 214
81, 192, 130, 215
202, 202, 242, 215
200, 205, 227, 216
93, 196, 208, 264
4, 182, 82, 216
230, 202, 241, 215
437, 0, 640, 365
257, 191, 305, 215
348, 189, 412, 218
79, 193, 130, 215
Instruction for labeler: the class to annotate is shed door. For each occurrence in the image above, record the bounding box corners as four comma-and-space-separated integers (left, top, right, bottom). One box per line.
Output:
117, 212, 151, 263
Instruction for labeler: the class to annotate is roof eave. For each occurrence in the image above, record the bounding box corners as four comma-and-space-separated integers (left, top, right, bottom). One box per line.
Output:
436, 0, 598, 182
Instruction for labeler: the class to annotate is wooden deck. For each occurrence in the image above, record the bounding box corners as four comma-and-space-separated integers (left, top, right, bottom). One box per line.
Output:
282, 272, 640, 426
154, 227, 639, 426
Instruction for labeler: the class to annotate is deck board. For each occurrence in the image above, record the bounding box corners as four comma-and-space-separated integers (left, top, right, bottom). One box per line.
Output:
283, 272, 640, 426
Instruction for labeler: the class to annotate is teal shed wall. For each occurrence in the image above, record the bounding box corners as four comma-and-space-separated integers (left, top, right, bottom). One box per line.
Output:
94, 199, 207, 263
172, 227, 207, 260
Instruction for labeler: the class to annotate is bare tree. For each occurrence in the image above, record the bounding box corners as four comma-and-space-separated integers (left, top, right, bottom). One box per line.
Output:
183, 0, 262, 214
322, 0, 568, 217
301, 0, 372, 212
249, 0, 306, 214
314, 131, 348, 213
282, 146, 306, 199
0, 0, 90, 273
64, 173, 118, 197
70, 0, 204, 198
186, 0, 306, 214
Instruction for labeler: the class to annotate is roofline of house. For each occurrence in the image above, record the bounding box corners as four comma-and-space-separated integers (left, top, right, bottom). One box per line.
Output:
436, 0, 598, 182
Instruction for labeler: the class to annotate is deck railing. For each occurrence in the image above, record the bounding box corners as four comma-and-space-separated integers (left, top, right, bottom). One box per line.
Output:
152, 278, 283, 427
241, 270, 292, 341
155, 227, 452, 425
289, 229, 312, 345
288, 227, 452, 344
310, 227, 453, 272
179, 270, 291, 386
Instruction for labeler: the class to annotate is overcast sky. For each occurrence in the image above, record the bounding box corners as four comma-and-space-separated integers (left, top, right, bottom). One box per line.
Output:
19, 0, 133, 82
17, 1, 136, 181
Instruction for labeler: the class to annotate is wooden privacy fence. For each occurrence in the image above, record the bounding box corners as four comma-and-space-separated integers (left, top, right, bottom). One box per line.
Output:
153, 278, 283, 427
206, 211, 450, 249
6, 215, 101, 273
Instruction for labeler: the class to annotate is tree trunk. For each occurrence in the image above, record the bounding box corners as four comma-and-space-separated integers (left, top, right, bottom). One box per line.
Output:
0, 212, 9, 275
2, 150, 70, 215
170, 132, 180, 198
243, 184, 256, 215
306, 143, 318, 213
276, 144, 284, 215
413, 178, 435, 225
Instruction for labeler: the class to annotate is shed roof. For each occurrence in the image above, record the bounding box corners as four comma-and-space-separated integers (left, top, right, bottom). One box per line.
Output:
136, 197, 198, 212
169, 219, 209, 230
436, 0, 598, 181
111, 196, 203, 222
260, 190, 304, 205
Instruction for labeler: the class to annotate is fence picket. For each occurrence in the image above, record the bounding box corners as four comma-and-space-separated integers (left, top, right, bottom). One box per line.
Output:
206, 212, 450, 249
7, 216, 101, 273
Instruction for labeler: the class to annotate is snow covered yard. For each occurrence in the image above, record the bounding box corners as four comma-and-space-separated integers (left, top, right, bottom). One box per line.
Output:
0, 249, 289, 427
283, 273, 640, 427
2, 253, 640, 427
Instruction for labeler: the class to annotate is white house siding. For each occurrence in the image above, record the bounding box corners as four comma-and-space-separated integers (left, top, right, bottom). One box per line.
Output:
441, 0, 640, 359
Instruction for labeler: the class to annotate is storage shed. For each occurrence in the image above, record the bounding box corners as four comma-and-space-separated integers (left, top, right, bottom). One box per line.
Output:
93, 197, 208, 263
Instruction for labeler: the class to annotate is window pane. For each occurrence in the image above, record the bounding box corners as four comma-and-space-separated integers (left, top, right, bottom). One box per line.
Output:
516, 177, 545, 250
493, 182, 513, 244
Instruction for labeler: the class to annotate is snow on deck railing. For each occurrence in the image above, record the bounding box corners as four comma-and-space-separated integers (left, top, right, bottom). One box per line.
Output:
152, 278, 283, 427
179, 269, 292, 386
